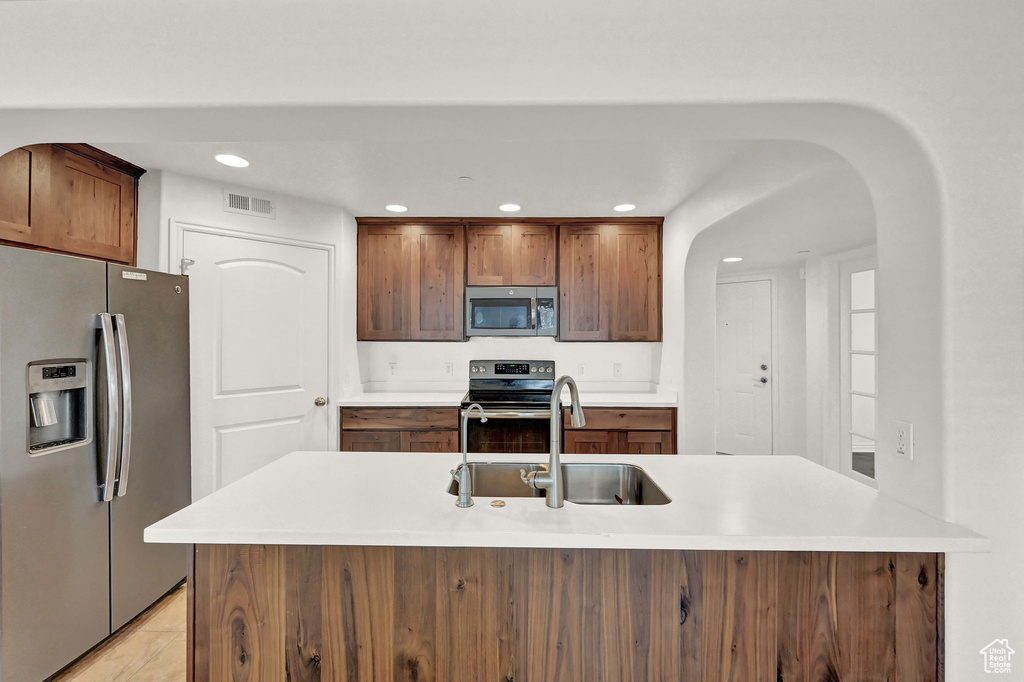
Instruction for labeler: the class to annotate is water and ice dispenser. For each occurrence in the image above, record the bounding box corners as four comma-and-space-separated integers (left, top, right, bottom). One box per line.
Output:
27, 360, 90, 455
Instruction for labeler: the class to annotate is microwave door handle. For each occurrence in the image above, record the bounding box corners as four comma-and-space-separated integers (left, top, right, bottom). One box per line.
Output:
530, 298, 537, 330
97, 314, 120, 502
113, 314, 133, 497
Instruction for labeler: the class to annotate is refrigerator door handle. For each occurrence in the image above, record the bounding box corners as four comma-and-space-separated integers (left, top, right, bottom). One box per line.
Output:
98, 313, 121, 502
113, 314, 133, 497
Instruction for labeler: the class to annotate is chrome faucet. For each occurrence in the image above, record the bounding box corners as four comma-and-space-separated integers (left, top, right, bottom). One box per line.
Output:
521, 375, 586, 508
452, 403, 487, 508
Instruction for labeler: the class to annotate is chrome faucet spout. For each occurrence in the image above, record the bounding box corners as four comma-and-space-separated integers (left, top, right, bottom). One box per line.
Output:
522, 375, 585, 508
453, 403, 487, 508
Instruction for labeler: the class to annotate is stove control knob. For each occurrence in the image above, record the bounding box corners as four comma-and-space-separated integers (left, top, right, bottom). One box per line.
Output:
471, 367, 478, 373
531, 366, 537, 372
546, 367, 553, 373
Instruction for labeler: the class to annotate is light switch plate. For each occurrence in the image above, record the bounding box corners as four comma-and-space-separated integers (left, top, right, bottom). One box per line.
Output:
895, 421, 914, 461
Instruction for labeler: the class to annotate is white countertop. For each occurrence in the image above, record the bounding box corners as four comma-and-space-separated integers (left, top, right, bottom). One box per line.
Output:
338, 386, 679, 408
146, 451, 987, 553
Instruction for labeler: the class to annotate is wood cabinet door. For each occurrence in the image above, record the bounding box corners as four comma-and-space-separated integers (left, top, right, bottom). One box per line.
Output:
357, 224, 410, 340
512, 223, 557, 285
563, 429, 619, 454
0, 145, 58, 247
559, 224, 612, 340
466, 224, 511, 286
559, 223, 661, 342
622, 430, 674, 454
408, 224, 465, 340
400, 430, 459, 453
608, 223, 661, 341
52, 147, 137, 263
341, 430, 402, 452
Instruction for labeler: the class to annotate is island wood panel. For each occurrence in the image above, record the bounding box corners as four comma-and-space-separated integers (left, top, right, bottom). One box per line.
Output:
190, 546, 944, 682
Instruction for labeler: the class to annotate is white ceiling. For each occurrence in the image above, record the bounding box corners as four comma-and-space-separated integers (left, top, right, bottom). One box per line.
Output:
98, 129, 875, 270
99, 138, 758, 218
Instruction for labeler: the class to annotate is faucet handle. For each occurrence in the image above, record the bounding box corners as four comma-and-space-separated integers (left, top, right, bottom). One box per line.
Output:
520, 468, 537, 487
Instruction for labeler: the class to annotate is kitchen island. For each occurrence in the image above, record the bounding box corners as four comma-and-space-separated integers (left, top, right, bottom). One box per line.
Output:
146, 451, 985, 682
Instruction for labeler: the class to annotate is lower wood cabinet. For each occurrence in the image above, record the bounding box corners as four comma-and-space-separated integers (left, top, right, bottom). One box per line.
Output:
340, 406, 459, 453
562, 407, 677, 454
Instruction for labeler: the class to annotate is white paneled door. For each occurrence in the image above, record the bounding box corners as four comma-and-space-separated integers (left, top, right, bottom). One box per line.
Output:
716, 279, 773, 455
183, 229, 330, 499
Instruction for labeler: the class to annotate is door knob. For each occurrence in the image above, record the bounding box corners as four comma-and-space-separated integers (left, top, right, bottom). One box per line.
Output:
314, 397, 328, 407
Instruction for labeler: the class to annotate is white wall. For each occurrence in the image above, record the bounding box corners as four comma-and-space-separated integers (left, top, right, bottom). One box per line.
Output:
1, 3, 1021, 676
358, 339, 658, 393
137, 170, 360, 405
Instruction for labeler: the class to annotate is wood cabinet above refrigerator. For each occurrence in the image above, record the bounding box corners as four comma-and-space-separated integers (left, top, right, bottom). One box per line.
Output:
0, 144, 145, 265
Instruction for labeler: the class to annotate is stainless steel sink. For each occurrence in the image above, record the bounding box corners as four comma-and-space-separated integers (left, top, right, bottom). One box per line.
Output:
445, 462, 671, 505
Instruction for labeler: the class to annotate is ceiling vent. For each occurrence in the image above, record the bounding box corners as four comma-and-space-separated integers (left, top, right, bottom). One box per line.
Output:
223, 189, 276, 219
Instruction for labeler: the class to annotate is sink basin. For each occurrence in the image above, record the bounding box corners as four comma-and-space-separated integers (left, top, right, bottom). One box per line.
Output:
446, 462, 671, 505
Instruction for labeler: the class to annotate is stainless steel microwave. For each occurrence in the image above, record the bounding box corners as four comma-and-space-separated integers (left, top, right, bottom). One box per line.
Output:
465, 286, 558, 337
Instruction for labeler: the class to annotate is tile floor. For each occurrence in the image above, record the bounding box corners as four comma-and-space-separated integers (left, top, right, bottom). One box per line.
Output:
52, 584, 186, 682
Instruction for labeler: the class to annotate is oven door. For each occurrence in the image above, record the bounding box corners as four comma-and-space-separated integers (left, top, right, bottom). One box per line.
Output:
465, 287, 537, 337
464, 408, 551, 454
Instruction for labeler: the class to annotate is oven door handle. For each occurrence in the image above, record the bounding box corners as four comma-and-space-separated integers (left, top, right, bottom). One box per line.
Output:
461, 409, 552, 419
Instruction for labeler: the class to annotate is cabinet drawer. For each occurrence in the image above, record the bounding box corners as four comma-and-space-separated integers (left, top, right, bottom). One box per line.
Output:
565, 407, 675, 431
341, 430, 402, 452
341, 406, 459, 430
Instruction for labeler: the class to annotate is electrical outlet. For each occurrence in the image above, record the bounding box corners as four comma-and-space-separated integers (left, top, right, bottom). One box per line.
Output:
895, 421, 914, 460
613, 362, 623, 378
577, 363, 587, 376
444, 362, 453, 376
389, 362, 397, 376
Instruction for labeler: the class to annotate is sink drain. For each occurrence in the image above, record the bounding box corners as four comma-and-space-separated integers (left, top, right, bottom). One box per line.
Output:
490, 500, 506, 508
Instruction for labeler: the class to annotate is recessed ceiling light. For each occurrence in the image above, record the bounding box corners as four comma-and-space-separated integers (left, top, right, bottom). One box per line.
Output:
798, 250, 810, 254
499, 204, 521, 212
613, 204, 636, 212
385, 204, 408, 213
722, 257, 743, 263
214, 154, 249, 168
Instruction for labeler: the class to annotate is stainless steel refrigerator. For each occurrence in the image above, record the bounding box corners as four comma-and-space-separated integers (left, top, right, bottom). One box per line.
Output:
0, 246, 191, 681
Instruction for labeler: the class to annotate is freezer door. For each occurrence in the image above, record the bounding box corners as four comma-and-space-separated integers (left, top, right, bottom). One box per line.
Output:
0, 247, 111, 681
108, 265, 191, 630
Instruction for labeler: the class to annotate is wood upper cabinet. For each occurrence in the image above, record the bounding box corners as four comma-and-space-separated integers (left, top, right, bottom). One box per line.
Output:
357, 222, 465, 341
0, 144, 143, 264
559, 222, 662, 341
466, 223, 557, 286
